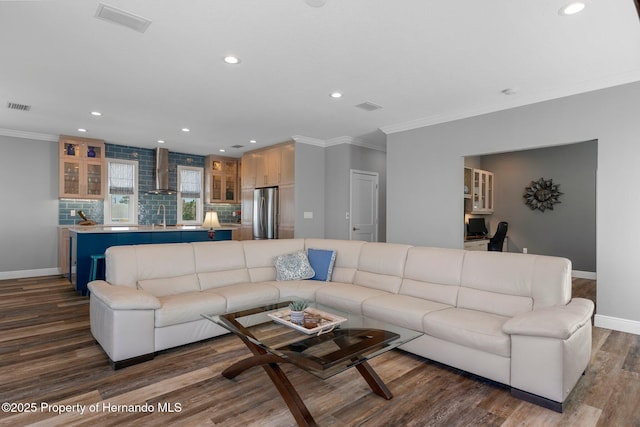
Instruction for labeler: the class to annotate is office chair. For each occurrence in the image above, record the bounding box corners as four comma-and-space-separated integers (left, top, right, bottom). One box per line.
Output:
488, 221, 508, 252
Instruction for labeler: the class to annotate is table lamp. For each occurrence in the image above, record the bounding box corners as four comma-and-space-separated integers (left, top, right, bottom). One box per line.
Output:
203, 211, 221, 240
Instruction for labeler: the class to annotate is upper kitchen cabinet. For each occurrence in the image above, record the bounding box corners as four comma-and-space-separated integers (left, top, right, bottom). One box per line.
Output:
243, 141, 295, 188
59, 136, 106, 199
464, 167, 494, 214
205, 155, 238, 203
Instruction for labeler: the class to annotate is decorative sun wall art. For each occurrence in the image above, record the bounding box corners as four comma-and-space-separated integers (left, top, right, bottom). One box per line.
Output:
523, 177, 563, 212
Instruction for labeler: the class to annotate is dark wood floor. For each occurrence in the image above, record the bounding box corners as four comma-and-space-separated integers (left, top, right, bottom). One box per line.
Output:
0, 275, 638, 426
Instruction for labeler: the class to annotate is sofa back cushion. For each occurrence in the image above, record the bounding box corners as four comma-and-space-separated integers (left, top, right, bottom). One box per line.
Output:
242, 239, 306, 282
399, 247, 464, 306
193, 241, 251, 290
304, 239, 365, 283
138, 274, 200, 297
353, 242, 411, 293
104, 243, 196, 289
460, 251, 571, 316
105, 245, 138, 288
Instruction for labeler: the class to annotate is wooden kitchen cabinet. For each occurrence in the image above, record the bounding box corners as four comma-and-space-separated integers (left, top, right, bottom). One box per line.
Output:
240, 141, 295, 238
206, 155, 238, 203
59, 136, 106, 199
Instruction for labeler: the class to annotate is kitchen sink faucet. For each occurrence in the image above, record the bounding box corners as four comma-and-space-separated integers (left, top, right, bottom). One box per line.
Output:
157, 204, 166, 228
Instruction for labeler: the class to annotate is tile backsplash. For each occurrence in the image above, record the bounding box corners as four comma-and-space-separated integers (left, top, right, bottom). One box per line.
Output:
59, 143, 240, 225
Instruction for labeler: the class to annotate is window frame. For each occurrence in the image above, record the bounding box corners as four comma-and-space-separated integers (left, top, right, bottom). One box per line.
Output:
103, 158, 139, 225
177, 165, 204, 225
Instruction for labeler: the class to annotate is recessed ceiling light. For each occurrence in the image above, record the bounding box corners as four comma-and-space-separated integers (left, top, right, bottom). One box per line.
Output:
181, 128, 190, 132
157, 140, 165, 144
90, 111, 102, 116
219, 149, 226, 153
559, 2, 586, 15
501, 88, 518, 95
77, 128, 87, 132
224, 56, 240, 64
330, 92, 343, 99
305, 0, 327, 7
250, 139, 257, 144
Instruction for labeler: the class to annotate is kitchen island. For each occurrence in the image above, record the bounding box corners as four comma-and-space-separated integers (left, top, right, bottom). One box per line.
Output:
68, 225, 234, 295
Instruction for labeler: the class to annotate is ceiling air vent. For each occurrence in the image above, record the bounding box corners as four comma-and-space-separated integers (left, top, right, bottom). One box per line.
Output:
7, 102, 31, 112
231, 145, 244, 149
355, 101, 383, 112
95, 3, 152, 33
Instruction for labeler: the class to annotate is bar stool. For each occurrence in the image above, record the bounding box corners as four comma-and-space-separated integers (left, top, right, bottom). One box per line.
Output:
89, 254, 106, 282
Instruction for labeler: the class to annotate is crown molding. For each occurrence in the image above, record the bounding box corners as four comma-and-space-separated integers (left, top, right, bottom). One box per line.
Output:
0, 128, 58, 142
293, 134, 386, 152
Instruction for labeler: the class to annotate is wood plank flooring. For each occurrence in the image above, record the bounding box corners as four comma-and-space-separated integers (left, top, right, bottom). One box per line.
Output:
0, 275, 638, 426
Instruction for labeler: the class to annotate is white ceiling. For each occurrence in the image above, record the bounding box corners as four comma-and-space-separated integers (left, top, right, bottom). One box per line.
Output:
1, 0, 639, 157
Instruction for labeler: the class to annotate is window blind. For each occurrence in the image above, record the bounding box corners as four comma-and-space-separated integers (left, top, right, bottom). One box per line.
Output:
180, 168, 202, 198
108, 161, 135, 195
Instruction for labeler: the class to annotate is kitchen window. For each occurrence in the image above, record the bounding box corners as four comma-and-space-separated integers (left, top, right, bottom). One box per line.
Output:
178, 165, 203, 225
104, 159, 138, 225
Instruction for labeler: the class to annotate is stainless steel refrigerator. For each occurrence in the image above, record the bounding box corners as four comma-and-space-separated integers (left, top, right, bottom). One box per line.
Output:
253, 187, 278, 239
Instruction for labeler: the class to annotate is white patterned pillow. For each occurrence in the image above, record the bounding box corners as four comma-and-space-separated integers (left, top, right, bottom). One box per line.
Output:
274, 251, 315, 281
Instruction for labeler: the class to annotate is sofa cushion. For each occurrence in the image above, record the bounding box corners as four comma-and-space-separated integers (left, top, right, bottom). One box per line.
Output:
423, 308, 511, 357
243, 239, 306, 282
399, 247, 464, 305
362, 294, 452, 331
353, 242, 411, 293
315, 283, 388, 314
205, 283, 280, 312
155, 292, 227, 327
266, 280, 333, 301
198, 269, 251, 291
137, 274, 200, 297
274, 251, 315, 281
306, 248, 337, 281
458, 286, 532, 318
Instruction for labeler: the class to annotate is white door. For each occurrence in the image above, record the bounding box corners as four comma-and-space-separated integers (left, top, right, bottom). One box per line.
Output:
350, 170, 378, 242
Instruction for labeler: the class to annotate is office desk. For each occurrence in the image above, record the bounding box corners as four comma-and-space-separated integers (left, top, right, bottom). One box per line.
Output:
464, 238, 489, 251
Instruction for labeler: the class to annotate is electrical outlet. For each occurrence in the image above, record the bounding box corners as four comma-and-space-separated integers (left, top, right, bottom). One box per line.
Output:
303, 211, 313, 219
71, 210, 76, 217
345, 212, 350, 220
523, 247, 528, 254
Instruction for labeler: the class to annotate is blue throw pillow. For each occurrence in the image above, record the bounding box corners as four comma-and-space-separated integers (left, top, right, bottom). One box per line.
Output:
306, 248, 337, 281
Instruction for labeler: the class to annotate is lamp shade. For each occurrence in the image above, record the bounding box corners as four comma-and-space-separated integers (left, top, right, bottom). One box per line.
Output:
203, 211, 221, 229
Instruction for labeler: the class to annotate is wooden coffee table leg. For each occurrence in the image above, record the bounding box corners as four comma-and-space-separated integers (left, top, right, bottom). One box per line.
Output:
226, 335, 318, 427
355, 361, 393, 400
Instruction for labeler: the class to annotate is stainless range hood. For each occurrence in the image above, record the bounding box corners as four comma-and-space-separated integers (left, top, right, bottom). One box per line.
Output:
148, 147, 177, 195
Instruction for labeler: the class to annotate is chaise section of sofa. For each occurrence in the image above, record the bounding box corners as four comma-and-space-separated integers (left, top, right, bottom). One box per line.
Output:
88, 238, 594, 411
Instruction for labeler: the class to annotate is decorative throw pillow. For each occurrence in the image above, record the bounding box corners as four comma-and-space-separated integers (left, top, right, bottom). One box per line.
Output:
306, 248, 337, 281
274, 251, 315, 281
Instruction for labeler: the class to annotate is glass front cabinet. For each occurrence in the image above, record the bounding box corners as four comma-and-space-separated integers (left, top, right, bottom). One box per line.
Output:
59, 136, 106, 199
464, 167, 494, 214
206, 155, 238, 203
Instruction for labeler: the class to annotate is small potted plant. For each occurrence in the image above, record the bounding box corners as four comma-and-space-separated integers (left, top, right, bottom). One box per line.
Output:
288, 300, 308, 325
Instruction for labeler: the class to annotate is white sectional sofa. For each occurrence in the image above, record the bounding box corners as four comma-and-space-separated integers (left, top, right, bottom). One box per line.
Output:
88, 238, 594, 412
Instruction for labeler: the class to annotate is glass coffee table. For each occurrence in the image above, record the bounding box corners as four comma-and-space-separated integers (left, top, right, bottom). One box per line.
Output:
202, 299, 423, 427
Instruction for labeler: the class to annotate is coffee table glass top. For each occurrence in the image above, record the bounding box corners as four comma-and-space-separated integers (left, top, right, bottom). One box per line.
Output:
202, 299, 423, 379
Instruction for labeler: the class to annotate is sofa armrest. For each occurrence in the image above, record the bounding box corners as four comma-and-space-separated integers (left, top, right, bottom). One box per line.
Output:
89, 280, 161, 310
503, 298, 594, 340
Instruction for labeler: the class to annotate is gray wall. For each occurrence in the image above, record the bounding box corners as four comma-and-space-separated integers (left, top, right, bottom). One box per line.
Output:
480, 141, 597, 271
294, 142, 326, 238
386, 80, 640, 328
0, 135, 59, 277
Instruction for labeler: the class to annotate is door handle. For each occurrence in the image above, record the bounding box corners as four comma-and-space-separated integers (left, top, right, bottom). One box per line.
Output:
353, 227, 360, 231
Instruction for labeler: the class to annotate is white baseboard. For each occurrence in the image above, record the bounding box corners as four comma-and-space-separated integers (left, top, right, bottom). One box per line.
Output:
572, 270, 596, 280
0, 268, 61, 281
595, 314, 640, 336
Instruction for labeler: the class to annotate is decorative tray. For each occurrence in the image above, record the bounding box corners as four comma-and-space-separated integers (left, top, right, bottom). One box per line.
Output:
268, 307, 347, 335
